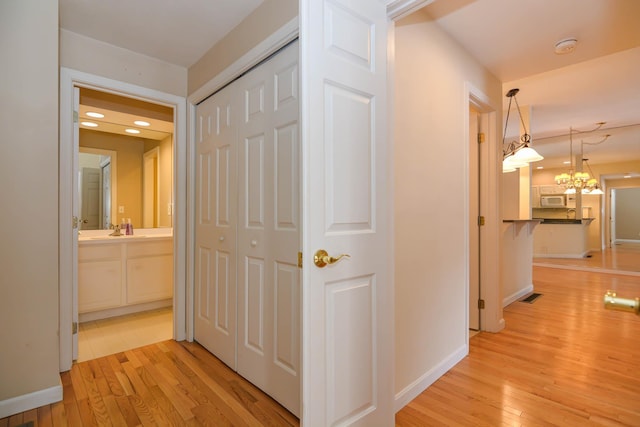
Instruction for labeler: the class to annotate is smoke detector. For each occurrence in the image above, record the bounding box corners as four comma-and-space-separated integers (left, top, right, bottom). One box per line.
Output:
555, 38, 577, 55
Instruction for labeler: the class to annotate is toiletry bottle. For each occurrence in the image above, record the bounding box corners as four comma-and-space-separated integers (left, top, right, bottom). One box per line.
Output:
120, 218, 126, 234
126, 218, 133, 235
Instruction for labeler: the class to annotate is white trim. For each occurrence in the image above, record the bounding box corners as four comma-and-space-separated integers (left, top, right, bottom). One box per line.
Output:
463, 81, 504, 333
79, 299, 172, 322
393, 345, 467, 413
0, 383, 62, 419
533, 262, 640, 277
386, 0, 435, 20
533, 251, 590, 259
503, 284, 534, 307
59, 67, 187, 371
188, 17, 299, 105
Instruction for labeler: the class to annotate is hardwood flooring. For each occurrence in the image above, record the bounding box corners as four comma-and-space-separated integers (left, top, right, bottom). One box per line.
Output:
0, 340, 298, 427
4, 253, 639, 426
396, 266, 640, 426
534, 242, 640, 274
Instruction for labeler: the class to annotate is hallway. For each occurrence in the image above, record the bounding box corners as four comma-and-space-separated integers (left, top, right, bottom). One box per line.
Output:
396, 263, 640, 426
3, 255, 639, 425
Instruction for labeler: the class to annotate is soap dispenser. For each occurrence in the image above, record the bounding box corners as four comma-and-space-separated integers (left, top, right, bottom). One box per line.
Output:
126, 218, 133, 235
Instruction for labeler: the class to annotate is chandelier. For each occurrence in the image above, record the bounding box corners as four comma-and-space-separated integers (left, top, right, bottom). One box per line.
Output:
554, 125, 609, 195
502, 88, 543, 173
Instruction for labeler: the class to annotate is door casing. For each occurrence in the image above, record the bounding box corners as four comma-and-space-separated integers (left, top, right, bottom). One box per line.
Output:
59, 68, 187, 371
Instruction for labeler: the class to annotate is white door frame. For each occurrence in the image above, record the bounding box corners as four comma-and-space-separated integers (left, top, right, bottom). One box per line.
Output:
59, 68, 187, 371
465, 83, 503, 333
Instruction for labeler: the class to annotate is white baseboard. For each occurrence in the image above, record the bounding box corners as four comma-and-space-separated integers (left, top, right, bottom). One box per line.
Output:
394, 344, 468, 413
533, 251, 589, 259
503, 284, 534, 307
0, 381, 62, 418
79, 299, 172, 322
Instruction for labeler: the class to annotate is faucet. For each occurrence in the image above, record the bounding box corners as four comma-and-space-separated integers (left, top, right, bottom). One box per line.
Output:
566, 208, 576, 219
109, 225, 123, 236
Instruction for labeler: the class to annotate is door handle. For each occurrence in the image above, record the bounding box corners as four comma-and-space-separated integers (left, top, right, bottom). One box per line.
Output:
314, 249, 350, 268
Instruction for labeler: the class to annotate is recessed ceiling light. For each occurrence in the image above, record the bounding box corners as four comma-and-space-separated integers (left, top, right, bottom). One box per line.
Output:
86, 111, 104, 118
563, 161, 571, 165
125, 129, 141, 134
134, 120, 150, 127
555, 38, 577, 55
623, 174, 632, 179
536, 166, 544, 169
81, 121, 98, 127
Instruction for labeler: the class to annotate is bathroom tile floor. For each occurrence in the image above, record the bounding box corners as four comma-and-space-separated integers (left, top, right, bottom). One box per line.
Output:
77, 306, 172, 362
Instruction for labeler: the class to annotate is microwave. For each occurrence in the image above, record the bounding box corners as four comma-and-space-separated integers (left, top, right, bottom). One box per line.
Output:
540, 195, 566, 207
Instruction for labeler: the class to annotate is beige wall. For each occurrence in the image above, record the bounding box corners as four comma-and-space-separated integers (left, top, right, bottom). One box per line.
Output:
614, 188, 640, 239
0, 0, 60, 403
394, 11, 502, 396
60, 29, 187, 97
80, 129, 145, 228
188, 0, 297, 94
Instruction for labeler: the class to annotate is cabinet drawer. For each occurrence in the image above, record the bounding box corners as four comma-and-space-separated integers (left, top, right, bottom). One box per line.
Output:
78, 244, 121, 262
127, 240, 173, 258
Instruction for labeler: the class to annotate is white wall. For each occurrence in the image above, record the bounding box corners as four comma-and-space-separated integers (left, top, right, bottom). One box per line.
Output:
393, 10, 502, 404
0, 0, 61, 413
60, 29, 187, 97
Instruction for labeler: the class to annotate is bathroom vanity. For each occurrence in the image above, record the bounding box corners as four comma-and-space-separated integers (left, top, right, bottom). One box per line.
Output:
78, 230, 173, 321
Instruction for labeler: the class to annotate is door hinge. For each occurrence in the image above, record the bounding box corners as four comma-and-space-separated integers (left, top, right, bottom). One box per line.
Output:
72, 216, 79, 229
477, 132, 485, 144
298, 251, 303, 269
72, 322, 78, 335
478, 299, 485, 309
478, 216, 485, 226
73, 110, 79, 124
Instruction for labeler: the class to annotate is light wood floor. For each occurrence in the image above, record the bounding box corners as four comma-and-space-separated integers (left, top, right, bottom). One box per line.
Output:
534, 242, 640, 274
396, 265, 640, 426
1, 340, 298, 427
4, 248, 639, 426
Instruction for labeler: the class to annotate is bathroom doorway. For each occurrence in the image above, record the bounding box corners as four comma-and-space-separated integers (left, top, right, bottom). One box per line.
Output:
59, 68, 188, 371
75, 88, 176, 362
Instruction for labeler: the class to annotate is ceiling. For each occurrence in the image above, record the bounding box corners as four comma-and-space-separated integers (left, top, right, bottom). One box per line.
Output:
60, 0, 640, 171
420, 0, 640, 172
59, 0, 264, 68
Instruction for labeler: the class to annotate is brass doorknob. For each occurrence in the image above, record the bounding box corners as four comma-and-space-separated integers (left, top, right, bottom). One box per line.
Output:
314, 249, 350, 268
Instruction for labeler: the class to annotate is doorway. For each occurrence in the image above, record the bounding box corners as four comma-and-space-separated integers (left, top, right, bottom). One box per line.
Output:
59, 68, 188, 372
75, 88, 176, 362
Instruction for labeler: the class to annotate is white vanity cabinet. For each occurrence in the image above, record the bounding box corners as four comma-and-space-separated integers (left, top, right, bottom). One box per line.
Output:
78, 244, 123, 313
126, 240, 173, 304
78, 234, 173, 318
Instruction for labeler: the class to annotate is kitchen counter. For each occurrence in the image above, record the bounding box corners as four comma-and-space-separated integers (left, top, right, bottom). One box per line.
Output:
533, 219, 592, 258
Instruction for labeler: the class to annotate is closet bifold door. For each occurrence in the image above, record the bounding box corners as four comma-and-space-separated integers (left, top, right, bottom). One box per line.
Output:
194, 81, 238, 370
236, 42, 300, 417
194, 42, 300, 417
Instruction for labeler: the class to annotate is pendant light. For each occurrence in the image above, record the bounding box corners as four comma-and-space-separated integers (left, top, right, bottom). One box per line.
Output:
502, 88, 544, 172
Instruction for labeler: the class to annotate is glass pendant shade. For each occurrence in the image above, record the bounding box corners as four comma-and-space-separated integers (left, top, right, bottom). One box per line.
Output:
512, 146, 544, 163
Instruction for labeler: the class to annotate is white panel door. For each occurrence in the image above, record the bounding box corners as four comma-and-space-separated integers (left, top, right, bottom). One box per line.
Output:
469, 109, 480, 330
194, 82, 238, 370
300, 0, 393, 425
236, 42, 300, 416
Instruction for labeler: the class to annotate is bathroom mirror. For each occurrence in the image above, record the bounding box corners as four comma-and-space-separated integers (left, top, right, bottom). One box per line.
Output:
78, 88, 174, 230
